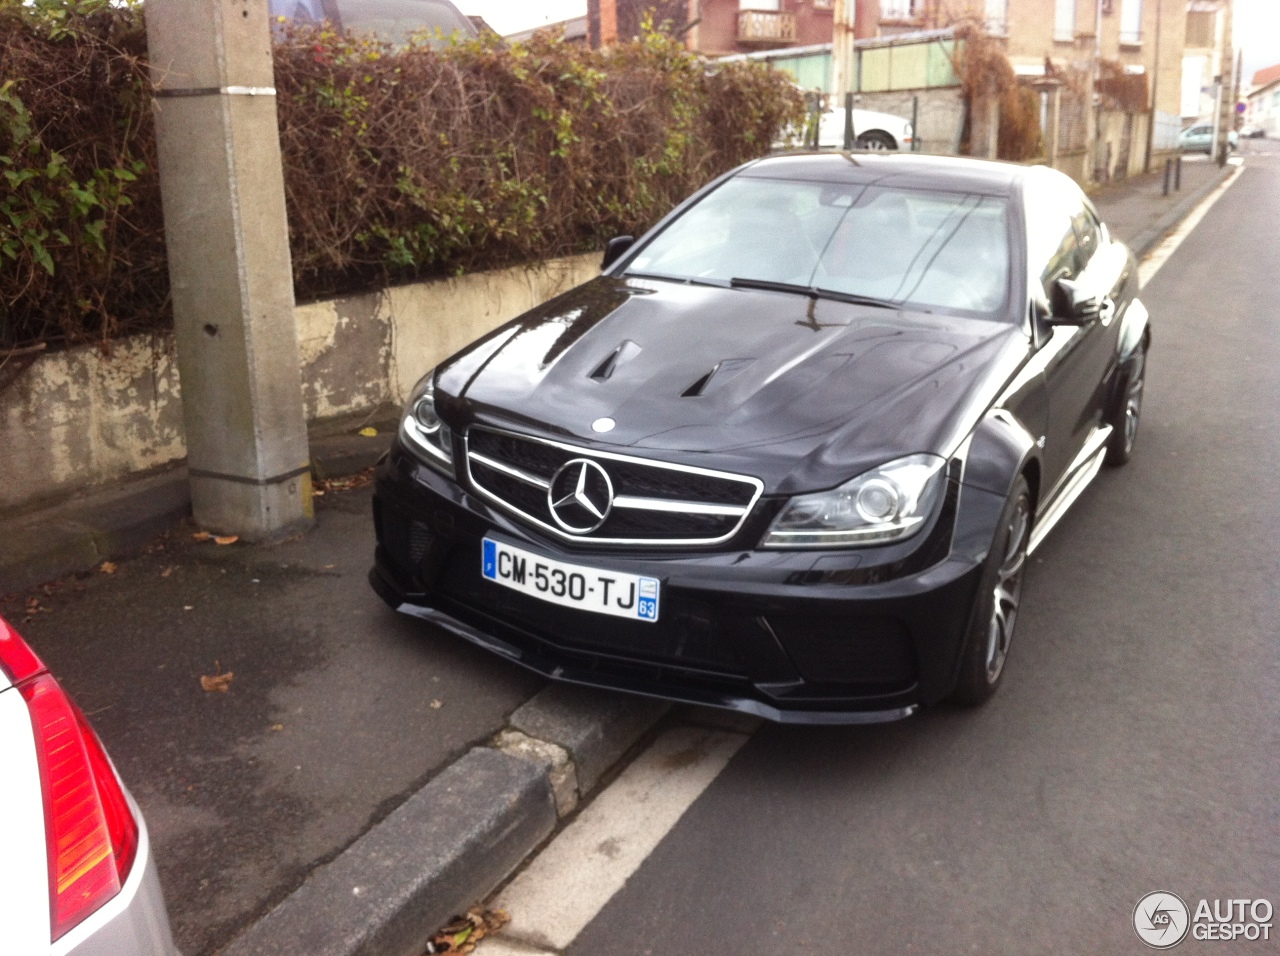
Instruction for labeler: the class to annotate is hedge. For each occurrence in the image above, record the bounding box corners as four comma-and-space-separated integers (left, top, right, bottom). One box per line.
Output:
0, 1, 805, 352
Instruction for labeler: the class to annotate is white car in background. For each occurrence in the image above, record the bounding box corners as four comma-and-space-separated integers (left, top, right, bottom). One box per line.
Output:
0, 616, 178, 956
815, 106, 915, 151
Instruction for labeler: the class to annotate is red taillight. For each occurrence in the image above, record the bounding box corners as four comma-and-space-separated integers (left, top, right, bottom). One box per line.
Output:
20, 673, 140, 940
0, 615, 46, 683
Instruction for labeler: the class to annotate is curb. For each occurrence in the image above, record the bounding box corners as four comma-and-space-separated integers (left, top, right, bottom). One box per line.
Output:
219, 684, 670, 956
0, 425, 393, 598
0, 467, 192, 597
1126, 161, 1236, 261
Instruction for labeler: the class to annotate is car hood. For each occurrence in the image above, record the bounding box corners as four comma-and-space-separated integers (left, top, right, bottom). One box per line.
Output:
438, 277, 1027, 494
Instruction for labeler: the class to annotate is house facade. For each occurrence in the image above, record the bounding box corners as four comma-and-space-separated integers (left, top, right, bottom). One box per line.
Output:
1244, 63, 1280, 138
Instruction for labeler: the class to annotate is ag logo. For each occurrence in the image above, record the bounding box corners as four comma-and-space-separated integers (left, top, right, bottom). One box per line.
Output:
1134, 892, 1190, 949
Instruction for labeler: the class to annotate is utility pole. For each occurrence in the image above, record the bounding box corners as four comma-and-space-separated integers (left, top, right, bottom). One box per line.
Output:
1144, 0, 1163, 173
1091, 0, 1105, 182
831, 0, 854, 104
145, 0, 313, 541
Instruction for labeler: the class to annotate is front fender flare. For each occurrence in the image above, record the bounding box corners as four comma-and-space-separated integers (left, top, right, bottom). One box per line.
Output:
961, 408, 1042, 511
1118, 296, 1150, 361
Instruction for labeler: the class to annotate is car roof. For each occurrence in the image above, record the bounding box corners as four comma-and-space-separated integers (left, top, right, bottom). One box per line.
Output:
740, 152, 1024, 197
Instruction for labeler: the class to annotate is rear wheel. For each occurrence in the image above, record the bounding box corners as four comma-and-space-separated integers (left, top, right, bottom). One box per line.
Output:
949, 475, 1031, 706
1105, 339, 1146, 466
856, 130, 897, 151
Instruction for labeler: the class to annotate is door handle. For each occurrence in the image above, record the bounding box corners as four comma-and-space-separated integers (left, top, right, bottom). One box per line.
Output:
1099, 297, 1116, 326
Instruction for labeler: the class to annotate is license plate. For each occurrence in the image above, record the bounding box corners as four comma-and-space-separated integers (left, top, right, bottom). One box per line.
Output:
481, 538, 660, 623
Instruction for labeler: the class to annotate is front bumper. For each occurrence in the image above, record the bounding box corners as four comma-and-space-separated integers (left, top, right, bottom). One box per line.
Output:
372, 442, 1007, 724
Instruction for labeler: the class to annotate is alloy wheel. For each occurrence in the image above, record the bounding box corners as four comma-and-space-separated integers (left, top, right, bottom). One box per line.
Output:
985, 495, 1029, 684
1123, 348, 1146, 454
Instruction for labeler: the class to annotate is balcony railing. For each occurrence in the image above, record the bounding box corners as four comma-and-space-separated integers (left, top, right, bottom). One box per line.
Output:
737, 10, 797, 46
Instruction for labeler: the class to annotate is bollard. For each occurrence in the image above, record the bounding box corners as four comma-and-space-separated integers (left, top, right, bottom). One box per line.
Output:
1175, 155, 1182, 190
1163, 158, 1171, 196
843, 92, 855, 151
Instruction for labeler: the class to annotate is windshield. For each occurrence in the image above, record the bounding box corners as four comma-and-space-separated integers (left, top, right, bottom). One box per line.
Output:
626, 177, 1011, 316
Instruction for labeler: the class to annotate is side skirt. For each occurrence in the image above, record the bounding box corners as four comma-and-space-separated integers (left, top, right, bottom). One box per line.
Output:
1027, 424, 1113, 556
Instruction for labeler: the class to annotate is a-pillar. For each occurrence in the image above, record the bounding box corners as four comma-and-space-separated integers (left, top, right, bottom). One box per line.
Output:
145, 0, 312, 541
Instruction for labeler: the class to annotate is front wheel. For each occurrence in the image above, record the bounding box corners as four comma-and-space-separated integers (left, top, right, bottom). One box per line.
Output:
948, 475, 1031, 706
1105, 339, 1146, 466
856, 130, 897, 151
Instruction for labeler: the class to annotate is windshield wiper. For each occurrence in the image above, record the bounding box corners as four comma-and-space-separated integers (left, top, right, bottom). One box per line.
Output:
730, 278, 900, 311
624, 271, 727, 288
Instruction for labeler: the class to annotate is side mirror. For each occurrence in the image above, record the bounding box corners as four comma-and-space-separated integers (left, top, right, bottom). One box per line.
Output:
1049, 277, 1101, 325
601, 235, 635, 271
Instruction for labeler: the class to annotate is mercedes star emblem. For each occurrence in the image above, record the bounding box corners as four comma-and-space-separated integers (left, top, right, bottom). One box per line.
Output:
548, 458, 614, 534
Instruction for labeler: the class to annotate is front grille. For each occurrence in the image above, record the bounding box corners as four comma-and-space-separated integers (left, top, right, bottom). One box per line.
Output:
465, 426, 762, 546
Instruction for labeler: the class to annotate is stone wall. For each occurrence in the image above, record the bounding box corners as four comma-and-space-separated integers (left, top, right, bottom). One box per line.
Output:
0, 252, 600, 514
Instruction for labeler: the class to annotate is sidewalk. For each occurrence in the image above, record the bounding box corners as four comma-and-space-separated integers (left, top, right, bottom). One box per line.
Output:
1088, 154, 1234, 256
0, 154, 1241, 956
0, 410, 399, 597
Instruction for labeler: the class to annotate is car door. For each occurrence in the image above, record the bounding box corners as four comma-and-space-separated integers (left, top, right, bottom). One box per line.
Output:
1023, 173, 1117, 492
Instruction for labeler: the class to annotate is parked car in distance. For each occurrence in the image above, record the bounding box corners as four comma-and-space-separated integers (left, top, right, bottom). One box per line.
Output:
269, 0, 478, 47
1239, 123, 1266, 139
815, 106, 914, 151
1179, 122, 1238, 153
0, 616, 178, 956
372, 152, 1151, 725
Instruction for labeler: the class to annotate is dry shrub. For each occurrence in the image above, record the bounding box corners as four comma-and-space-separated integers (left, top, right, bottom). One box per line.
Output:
0, 5, 804, 351
949, 19, 1044, 162
1096, 59, 1149, 112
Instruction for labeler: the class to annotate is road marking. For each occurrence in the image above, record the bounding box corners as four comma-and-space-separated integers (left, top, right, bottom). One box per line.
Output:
1139, 161, 1245, 288
479, 725, 751, 954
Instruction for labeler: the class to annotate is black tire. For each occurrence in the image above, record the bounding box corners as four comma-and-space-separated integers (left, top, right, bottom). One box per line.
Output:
855, 130, 897, 151
949, 475, 1031, 706
1104, 338, 1146, 467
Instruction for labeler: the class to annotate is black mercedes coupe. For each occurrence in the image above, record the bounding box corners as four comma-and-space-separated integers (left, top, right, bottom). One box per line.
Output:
370, 152, 1150, 724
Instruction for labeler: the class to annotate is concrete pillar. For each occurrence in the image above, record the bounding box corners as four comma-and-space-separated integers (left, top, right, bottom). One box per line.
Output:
145, 0, 312, 541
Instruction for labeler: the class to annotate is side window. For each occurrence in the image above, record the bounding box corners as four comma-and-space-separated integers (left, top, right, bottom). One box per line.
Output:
1072, 205, 1102, 269
1024, 177, 1081, 300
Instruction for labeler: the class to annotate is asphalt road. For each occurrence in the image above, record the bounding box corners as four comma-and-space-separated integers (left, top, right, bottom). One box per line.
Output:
565, 146, 1280, 954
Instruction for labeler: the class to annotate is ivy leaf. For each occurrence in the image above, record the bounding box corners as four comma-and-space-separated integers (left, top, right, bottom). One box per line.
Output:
29, 238, 54, 275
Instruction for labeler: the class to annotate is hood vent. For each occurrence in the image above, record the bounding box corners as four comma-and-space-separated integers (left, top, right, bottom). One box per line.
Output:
590, 339, 643, 381
682, 358, 754, 397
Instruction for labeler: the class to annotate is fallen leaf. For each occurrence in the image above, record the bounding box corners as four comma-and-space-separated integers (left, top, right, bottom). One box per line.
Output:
358, 426, 379, 437
213, 535, 239, 546
160, 566, 174, 578
425, 909, 508, 954
200, 669, 234, 693
430, 699, 443, 710
270, 723, 284, 731
192, 531, 212, 541
99, 561, 117, 574
183, 605, 194, 611
324, 564, 335, 569
311, 488, 325, 496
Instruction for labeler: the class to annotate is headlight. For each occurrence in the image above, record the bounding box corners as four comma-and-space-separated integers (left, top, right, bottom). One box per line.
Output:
399, 370, 454, 474
762, 454, 946, 548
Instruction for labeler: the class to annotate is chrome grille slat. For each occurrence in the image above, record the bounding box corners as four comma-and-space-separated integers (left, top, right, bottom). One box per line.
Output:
464, 426, 763, 546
